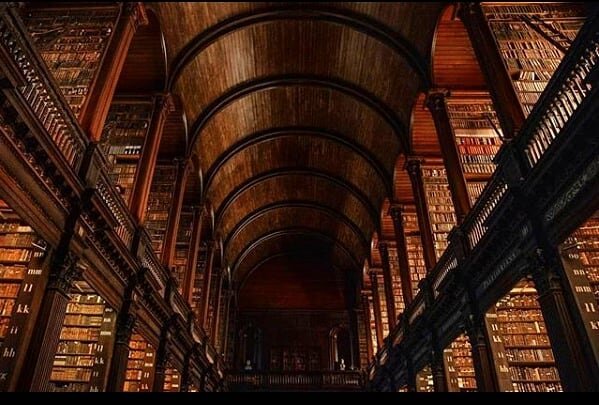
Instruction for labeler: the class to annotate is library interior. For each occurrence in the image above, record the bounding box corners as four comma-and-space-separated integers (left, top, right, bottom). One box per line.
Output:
0, 1, 597, 392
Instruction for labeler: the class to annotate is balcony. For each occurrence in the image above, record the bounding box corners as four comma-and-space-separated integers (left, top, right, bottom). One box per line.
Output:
226, 371, 364, 392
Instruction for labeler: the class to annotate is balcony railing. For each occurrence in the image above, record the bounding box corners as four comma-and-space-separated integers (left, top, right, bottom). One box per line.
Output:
370, 9, 599, 385
0, 6, 87, 170
226, 371, 364, 391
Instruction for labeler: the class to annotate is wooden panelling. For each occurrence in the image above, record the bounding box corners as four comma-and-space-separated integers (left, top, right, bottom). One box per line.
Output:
207, 136, 387, 224
225, 206, 367, 269
195, 86, 400, 179
174, 20, 419, 130
115, 12, 166, 94
235, 234, 355, 283
410, 93, 442, 156
432, 5, 487, 90
239, 254, 346, 310
393, 155, 415, 203
218, 174, 375, 248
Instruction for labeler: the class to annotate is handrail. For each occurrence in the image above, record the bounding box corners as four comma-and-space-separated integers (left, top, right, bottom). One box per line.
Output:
430, 248, 458, 298
371, 12, 599, 385
226, 371, 363, 389
0, 6, 87, 170
514, 12, 599, 169
95, 169, 135, 249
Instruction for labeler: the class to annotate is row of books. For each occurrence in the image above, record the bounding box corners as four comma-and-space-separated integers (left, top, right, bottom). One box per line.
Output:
124, 333, 156, 392
0, 233, 35, 247
0, 248, 32, 262
0, 283, 20, 298
508, 366, 559, 381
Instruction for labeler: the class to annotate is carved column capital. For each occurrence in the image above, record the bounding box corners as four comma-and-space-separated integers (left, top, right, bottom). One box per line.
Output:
156, 93, 176, 118
47, 252, 81, 295
425, 89, 450, 113
405, 157, 423, 178
115, 311, 137, 345
388, 204, 403, 221
528, 248, 562, 293
124, 2, 149, 29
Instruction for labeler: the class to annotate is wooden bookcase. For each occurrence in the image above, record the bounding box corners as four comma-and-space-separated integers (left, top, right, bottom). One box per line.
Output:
485, 279, 562, 392
421, 166, 457, 260
446, 94, 504, 205
22, 5, 119, 118
0, 198, 49, 390
163, 366, 181, 392
100, 97, 154, 205
367, 295, 378, 351
123, 332, 156, 392
49, 280, 117, 392
173, 207, 193, 295
416, 365, 434, 392
192, 244, 206, 320
570, 217, 599, 306
443, 334, 477, 392
401, 208, 427, 297
387, 245, 406, 316
145, 164, 177, 259
482, 3, 586, 117
374, 273, 390, 338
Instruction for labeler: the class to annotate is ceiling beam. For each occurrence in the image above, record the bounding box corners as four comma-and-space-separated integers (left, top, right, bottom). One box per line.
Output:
233, 227, 362, 277
213, 167, 381, 235
166, 4, 430, 92
203, 126, 394, 199
223, 200, 370, 258
186, 74, 410, 157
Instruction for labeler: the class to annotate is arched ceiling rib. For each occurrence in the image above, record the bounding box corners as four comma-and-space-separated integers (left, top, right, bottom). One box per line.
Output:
217, 174, 376, 248
235, 229, 358, 284
152, 2, 444, 282
226, 207, 367, 270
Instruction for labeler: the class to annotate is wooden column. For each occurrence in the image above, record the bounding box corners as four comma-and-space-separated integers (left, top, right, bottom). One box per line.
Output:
347, 307, 360, 370
406, 158, 437, 270
389, 205, 414, 305
152, 321, 174, 392
458, 2, 525, 139
161, 158, 190, 267
210, 271, 224, 344
183, 206, 203, 304
404, 350, 417, 392
130, 94, 175, 223
465, 318, 499, 392
16, 252, 80, 391
361, 291, 374, 361
426, 90, 471, 224
79, 3, 149, 141
369, 271, 385, 350
200, 240, 216, 330
530, 250, 599, 392
378, 241, 397, 330
105, 281, 139, 392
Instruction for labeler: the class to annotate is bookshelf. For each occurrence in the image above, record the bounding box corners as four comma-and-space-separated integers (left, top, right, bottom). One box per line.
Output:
571, 217, 599, 306
23, 6, 119, 118
446, 95, 504, 205
375, 273, 390, 338
443, 334, 477, 392
100, 98, 154, 205
416, 365, 434, 392
192, 245, 206, 321
49, 280, 117, 392
421, 166, 457, 260
0, 199, 48, 390
173, 207, 193, 295
163, 366, 181, 392
485, 279, 562, 392
367, 295, 378, 350
388, 246, 406, 316
482, 3, 586, 116
145, 164, 177, 259
401, 209, 428, 297
123, 332, 156, 392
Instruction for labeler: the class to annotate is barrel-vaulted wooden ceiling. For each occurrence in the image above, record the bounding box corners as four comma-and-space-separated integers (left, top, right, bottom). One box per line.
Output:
148, 2, 445, 284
